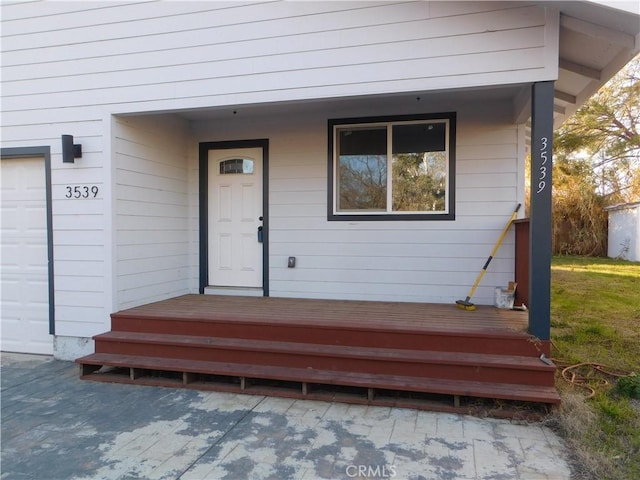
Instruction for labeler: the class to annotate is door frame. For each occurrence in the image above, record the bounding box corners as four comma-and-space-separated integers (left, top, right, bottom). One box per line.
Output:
1, 146, 55, 335
199, 139, 269, 296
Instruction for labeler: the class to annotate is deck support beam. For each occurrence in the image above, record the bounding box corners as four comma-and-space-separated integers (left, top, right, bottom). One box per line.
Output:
183, 372, 197, 385
368, 388, 375, 402
529, 81, 554, 341
80, 363, 100, 376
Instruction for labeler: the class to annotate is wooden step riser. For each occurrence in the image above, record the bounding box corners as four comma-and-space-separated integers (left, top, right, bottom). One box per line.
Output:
110, 316, 542, 356
95, 341, 554, 387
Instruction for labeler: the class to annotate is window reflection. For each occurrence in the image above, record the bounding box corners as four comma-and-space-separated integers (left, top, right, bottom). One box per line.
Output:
392, 123, 447, 212
337, 127, 387, 211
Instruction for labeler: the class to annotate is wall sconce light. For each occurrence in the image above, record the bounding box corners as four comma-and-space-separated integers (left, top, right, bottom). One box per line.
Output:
62, 134, 82, 163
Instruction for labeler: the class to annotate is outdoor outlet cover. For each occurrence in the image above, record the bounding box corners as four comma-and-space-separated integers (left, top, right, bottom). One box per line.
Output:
288, 257, 296, 268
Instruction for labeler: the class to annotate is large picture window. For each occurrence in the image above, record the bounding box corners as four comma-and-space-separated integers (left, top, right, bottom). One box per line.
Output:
328, 113, 455, 221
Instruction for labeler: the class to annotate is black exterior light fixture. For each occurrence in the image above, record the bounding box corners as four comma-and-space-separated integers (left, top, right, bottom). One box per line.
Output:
62, 134, 82, 163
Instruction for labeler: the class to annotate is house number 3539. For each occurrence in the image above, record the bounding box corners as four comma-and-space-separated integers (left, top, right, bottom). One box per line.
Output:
536, 136, 549, 195
65, 185, 99, 198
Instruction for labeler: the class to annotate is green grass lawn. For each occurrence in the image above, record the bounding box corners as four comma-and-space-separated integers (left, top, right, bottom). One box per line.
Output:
550, 255, 640, 479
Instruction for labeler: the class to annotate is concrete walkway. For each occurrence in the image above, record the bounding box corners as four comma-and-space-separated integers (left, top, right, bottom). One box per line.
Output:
1, 353, 572, 480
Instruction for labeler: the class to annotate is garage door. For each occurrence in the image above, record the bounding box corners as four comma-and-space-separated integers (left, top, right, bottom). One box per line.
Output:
1, 157, 53, 354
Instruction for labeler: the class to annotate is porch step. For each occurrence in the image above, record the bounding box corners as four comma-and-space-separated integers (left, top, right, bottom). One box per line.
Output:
93, 331, 555, 386
110, 313, 540, 356
76, 353, 561, 405
77, 296, 559, 413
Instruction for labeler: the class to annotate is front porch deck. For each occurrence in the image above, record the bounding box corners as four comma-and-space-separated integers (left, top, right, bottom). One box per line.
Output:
76, 295, 559, 415
107, 294, 530, 332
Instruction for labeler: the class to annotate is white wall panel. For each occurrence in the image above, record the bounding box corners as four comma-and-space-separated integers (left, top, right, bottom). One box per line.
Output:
270, 255, 513, 273
2, 3, 425, 60
3, 49, 547, 114
113, 115, 192, 310
1, 2, 556, 115
53, 245, 105, 262
267, 240, 511, 260
6, 28, 546, 94
117, 280, 192, 307
54, 260, 104, 277
118, 243, 191, 262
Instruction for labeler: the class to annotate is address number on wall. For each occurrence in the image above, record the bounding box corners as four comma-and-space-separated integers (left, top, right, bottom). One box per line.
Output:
64, 185, 99, 198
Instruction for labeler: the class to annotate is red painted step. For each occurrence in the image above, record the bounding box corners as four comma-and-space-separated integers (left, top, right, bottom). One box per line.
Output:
110, 314, 542, 356
93, 331, 555, 386
76, 353, 561, 405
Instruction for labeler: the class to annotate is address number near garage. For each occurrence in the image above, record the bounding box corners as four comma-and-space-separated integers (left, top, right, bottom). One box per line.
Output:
64, 185, 99, 199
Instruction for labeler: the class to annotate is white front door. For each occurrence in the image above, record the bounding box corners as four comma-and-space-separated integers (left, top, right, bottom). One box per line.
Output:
208, 148, 263, 289
1, 157, 53, 354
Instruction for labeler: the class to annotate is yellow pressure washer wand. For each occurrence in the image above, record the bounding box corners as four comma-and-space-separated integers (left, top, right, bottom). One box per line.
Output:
456, 203, 522, 311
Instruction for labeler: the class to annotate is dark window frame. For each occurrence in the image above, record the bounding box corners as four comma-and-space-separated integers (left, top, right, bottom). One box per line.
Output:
327, 112, 456, 221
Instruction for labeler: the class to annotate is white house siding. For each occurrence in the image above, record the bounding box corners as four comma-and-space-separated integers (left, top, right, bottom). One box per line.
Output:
2, 1, 558, 116
193, 98, 522, 305
113, 116, 193, 310
0, 1, 559, 354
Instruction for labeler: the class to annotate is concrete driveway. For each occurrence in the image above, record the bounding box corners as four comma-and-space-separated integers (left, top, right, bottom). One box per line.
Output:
1, 353, 572, 480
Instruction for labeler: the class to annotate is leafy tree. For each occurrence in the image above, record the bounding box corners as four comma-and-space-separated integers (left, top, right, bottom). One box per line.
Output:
392, 152, 446, 212
338, 155, 387, 210
337, 152, 447, 212
542, 55, 640, 255
555, 55, 640, 203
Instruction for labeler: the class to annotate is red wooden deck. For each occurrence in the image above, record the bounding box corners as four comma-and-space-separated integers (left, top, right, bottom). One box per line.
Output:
110, 294, 529, 332
76, 295, 559, 415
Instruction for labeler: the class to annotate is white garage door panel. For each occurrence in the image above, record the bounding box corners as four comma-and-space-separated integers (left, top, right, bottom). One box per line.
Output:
1, 157, 52, 355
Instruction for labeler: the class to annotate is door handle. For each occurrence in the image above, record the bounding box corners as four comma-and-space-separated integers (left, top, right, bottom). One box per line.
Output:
257, 226, 264, 243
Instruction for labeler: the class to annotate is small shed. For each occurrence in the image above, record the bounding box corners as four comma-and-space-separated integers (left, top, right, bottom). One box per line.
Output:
606, 202, 640, 262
